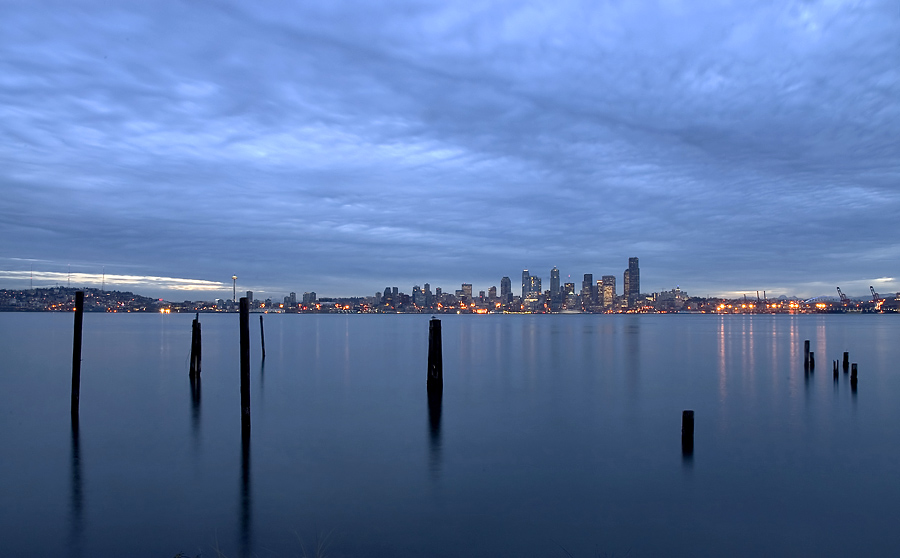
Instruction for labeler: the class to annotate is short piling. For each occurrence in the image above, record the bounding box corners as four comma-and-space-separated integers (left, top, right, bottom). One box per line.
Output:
682, 410, 694, 455
189, 313, 201, 377
804, 340, 810, 367
240, 297, 251, 433
843, 352, 850, 371
71, 291, 84, 420
427, 317, 442, 393
850, 363, 858, 386
259, 315, 266, 360
809, 351, 815, 370
833, 360, 839, 380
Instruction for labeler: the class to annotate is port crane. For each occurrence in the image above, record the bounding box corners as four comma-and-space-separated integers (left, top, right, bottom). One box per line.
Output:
756, 291, 768, 312
836, 287, 850, 305
870, 286, 883, 310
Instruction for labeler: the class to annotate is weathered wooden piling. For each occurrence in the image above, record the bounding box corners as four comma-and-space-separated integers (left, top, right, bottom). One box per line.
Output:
833, 360, 839, 379
843, 352, 850, 371
850, 363, 858, 385
189, 313, 201, 377
259, 315, 266, 360
240, 297, 251, 433
682, 410, 694, 455
804, 340, 810, 367
71, 291, 84, 419
809, 351, 815, 370
427, 317, 442, 393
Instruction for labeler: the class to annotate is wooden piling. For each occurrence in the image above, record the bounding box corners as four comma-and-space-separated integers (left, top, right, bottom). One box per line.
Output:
427, 317, 442, 393
850, 363, 858, 382
809, 351, 815, 370
682, 410, 694, 455
804, 340, 810, 367
833, 360, 839, 379
189, 313, 201, 377
240, 297, 251, 433
259, 315, 266, 360
71, 291, 84, 420
843, 352, 850, 371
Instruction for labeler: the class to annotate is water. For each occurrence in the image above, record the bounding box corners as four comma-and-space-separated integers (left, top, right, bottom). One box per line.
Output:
1, 313, 900, 557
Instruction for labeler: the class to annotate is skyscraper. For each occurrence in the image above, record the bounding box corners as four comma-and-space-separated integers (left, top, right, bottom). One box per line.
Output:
528, 275, 541, 296
522, 270, 530, 299
550, 267, 560, 296
582, 273, 595, 304
623, 269, 630, 305
628, 257, 640, 305
500, 276, 512, 304
461, 283, 473, 299
602, 275, 616, 308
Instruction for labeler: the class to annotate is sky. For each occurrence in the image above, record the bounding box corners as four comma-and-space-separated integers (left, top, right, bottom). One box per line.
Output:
1, 0, 898, 301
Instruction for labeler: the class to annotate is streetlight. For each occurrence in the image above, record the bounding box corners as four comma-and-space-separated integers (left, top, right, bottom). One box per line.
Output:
232, 275, 237, 302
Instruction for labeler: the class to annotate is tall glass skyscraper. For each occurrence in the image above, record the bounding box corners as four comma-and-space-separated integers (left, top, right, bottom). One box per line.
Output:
550, 267, 560, 295
627, 257, 640, 305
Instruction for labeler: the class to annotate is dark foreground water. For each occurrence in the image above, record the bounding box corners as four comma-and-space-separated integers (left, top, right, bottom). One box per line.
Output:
1, 313, 900, 557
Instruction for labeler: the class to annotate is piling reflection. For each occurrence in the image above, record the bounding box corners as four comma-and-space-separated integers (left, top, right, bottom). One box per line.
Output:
681, 410, 694, 466
427, 390, 443, 477
239, 432, 252, 557
69, 417, 83, 557
190, 375, 201, 437
259, 358, 265, 391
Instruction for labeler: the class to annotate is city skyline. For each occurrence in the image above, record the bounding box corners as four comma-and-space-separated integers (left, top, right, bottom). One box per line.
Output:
1, 2, 898, 299
1, 257, 894, 304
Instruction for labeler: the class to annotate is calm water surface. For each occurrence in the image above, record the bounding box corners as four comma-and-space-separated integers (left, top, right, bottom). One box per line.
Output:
1, 313, 899, 557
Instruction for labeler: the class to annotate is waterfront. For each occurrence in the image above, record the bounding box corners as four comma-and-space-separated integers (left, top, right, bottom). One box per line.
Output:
1, 313, 899, 557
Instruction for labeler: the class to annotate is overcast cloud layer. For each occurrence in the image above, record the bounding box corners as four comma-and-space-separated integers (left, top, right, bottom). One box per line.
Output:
1, 0, 898, 300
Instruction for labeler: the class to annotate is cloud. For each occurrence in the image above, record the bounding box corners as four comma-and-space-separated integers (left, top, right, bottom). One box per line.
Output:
0, 270, 226, 293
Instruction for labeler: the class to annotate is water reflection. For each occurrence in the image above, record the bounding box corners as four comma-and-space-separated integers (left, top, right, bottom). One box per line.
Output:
69, 417, 83, 557
258, 358, 265, 405
624, 317, 640, 398
718, 318, 727, 402
190, 375, 201, 438
239, 432, 252, 557
427, 391, 443, 477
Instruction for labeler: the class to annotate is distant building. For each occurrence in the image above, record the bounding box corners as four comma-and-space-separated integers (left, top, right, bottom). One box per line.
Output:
488, 286, 497, 299
522, 270, 530, 299
627, 257, 640, 306
564, 282, 575, 295
602, 275, 616, 308
289, 292, 297, 306
550, 267, 560, 296
529, 275, 541, 295
246, 291, 253, 304
582, 274, 595, 304
501, 276, 512, 303
461, 283, 473, 300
